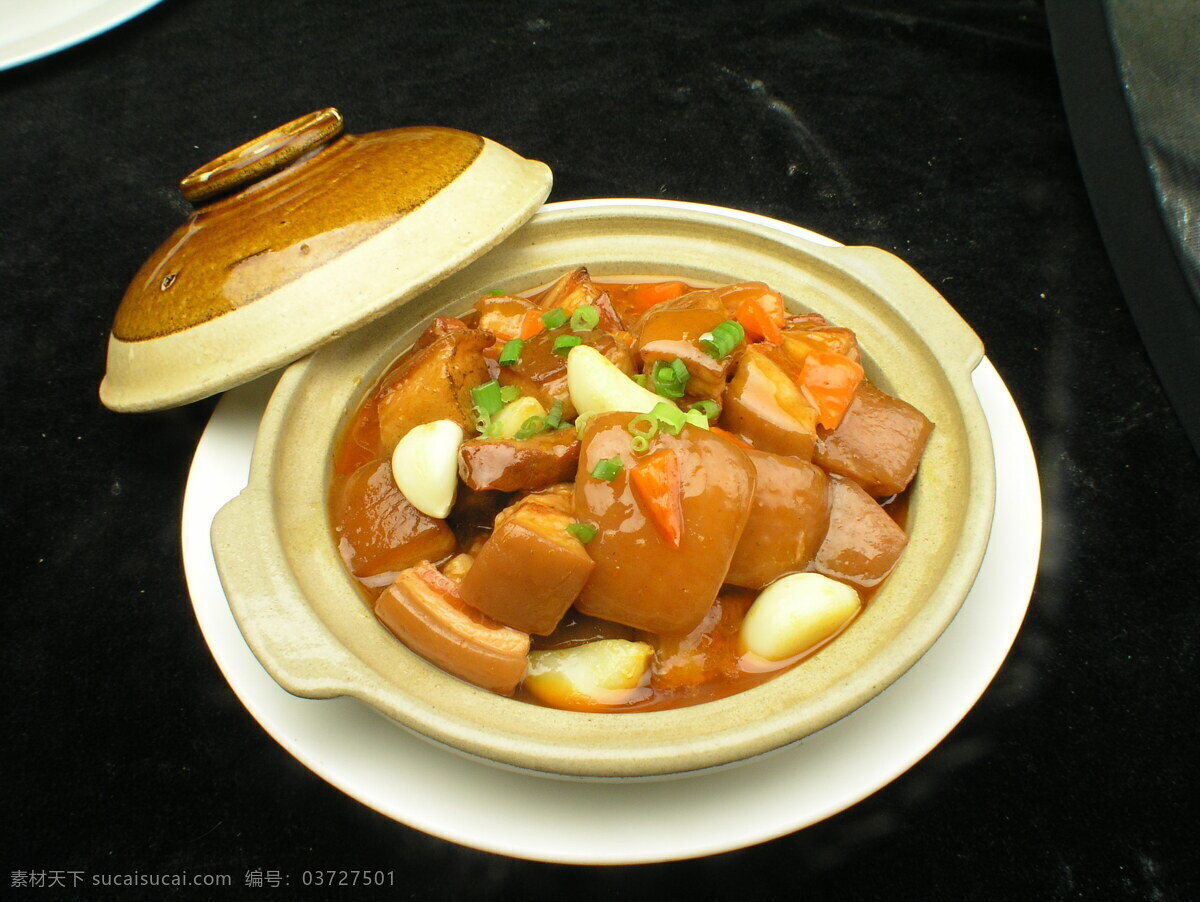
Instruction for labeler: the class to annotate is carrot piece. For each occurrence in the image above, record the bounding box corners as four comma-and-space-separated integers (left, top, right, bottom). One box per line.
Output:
757, 290, 786, 327
518, 308, 545, 340
735, 293, 784, 344
798, 351, 865, 430
628, 448, 684, 550
710, 426, 754, 449
625, 280, 690, 312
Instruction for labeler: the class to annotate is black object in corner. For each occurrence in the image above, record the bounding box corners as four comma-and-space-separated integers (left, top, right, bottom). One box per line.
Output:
1047, 0, 1200, 456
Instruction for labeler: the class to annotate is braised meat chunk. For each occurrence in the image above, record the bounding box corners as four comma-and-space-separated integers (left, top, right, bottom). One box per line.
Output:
458, 429, 581, 493
573, 412, 756, 635
458, 495, 595, 635
376, 326, 493, 452
815, 381, 933, 497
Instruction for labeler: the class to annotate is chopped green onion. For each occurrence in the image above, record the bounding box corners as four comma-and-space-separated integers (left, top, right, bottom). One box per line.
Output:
514, 416, 546, 440
575, 411, 596, 438
488, 289, 507, 296
683, 409, 711, 430
688, 399, 721, 421
567, 522, 597, 543
544, 400, 565, 430
628, 414, 659, 441
630, 435, 650, 454
591, 455, 624, 482
499, 384, 521, 404
633, 373, 648, 388
482, 420, 504, 438
700, 320, 745, 360
471, 380, 504, 417
651, 358, 690, 399
473, 411, 492, 433
650, 401, 686, 435
552, 334, 583, 355
498, 339, 524, 366
570, 304, 601, 332
541, 307, 568, 329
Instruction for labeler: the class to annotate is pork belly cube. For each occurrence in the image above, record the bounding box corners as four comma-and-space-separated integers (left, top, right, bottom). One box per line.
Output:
458, 500, 595, 636
500, 482, 575, 523
332, 460, 457, 578
726, 449, 831, 589
376, 327, 493, 452
375, 561, 530, 695
474, 294, 537, 341
537, 266, 625, 332
633, 290, 733, 400
458, 429, 581, 493
813, 475, 908, 588
815, 381, 933, 497
719, 345, 818, 460
779, 316, 861, 365
709, 281, 774, 319
573, 412, 756, 636
412, 316, 469, 349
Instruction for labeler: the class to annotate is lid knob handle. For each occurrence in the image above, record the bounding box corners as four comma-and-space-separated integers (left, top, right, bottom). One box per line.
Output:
179, 108, 345, 205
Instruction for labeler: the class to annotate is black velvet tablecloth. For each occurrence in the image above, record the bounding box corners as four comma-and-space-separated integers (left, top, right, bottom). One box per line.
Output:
4, 0, 1198, 897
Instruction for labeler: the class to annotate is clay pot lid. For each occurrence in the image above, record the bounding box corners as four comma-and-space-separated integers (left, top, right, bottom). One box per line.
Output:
100, 108, 552, 412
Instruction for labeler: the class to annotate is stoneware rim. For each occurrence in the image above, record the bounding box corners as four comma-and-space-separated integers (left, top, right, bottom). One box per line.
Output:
211, 199, 995, 780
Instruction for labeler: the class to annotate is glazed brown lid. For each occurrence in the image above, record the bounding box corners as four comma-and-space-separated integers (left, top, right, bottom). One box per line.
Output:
100, 108, 552, 411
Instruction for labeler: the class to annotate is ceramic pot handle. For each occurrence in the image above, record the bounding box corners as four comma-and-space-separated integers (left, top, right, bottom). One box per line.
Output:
211, 484, 374, 699
179, 108, 345, 205
823, 244, 985, 377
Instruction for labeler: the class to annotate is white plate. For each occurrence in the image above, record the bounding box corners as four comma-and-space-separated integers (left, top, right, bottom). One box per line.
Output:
181, 228, 1040, 864
0, 0, 163, 71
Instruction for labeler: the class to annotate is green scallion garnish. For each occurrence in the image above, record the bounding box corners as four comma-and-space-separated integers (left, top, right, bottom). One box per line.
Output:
700, 320, 745, 359
488, 289, 506, 296
541, 307, 568, 330
591, 455, 624, 482
570, 304, 601, 332
498, 338, 524, 366
630, 435, 650, 454
552, 334, 583, 355
515, 416, 546, 440
566, 522, 597, 543
471, 380, 504, 417
628, 414, 659, 441
544, 400, 565, 430
688, 399, 721, 421
649, 401, 686, 435
651, 357, 690, 399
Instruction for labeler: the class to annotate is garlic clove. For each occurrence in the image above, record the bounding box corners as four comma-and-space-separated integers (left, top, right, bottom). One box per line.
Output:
390, 419, 464, 519
488, 395, 547, 439
566, 345, 664, 419
524, 639, 654, 710
740, 572, 861, 661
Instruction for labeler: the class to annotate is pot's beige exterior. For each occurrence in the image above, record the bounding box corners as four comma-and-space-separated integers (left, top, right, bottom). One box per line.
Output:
212, 200, 995, 780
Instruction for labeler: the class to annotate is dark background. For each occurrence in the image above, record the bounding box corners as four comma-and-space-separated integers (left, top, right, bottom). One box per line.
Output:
4, 0, 1198, 898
